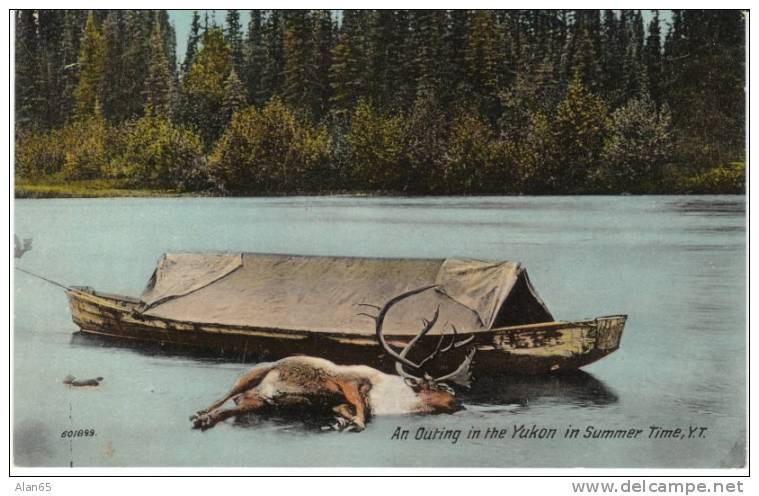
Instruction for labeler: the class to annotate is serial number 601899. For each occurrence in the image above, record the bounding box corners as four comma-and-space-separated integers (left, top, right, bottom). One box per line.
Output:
61, 429, 96, 438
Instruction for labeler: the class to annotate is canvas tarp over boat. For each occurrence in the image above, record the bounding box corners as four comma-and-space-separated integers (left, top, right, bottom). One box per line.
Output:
138, 253, 553, 335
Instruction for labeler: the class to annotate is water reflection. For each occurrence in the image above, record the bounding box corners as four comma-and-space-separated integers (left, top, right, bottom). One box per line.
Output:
665, 198, 745, 216
70, 331, 247, 365
462, 370, 618, 409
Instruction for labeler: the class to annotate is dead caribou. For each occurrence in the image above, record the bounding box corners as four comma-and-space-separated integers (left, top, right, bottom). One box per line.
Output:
191, 285, 475, 431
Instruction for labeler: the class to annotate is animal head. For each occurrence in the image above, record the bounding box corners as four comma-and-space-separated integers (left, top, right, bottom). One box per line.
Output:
359, 285, 476, 411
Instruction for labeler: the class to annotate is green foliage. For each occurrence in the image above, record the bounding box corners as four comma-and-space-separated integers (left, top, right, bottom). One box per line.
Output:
109, 115, 205, 190
548, 77, 610, 193
179, 28, 233, 147
440, 109, 513, 194
600, 96, 673, 192
329, 10, 369, 118
221, 69, 248, 123
682, 162, 745, 194
15, 130, 67, 177
144, 16, 173, 116
61, 114, 111, 180
209, 99, 331, 194
74, 12, 107, 118
346, 99, 406, 191
16, 115, 113, 180
14, 9, 747, 196
183, 28, 232, 99
403, 94, 448, 194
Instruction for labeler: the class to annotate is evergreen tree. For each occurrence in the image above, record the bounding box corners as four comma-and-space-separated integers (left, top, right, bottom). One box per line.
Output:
37, 10, 67, 129
644, 10, 663, 105
571, 28, 602, 92
121, 10, 152, 119
444, 10, 470, 107
465, 10, 504, 121
601, 95, 672, 192
261, 10, 285, 102
74, 12, 106, 119
179, 27, 233, 147
59, 10, 87, 123
101, 10, 129, 122
221, 69, 248, 123
663, 10, 745, 167
545, 76, 609, 193
15, 10, 42, 131
243, 10, 265, 105
225, 9, 244, 71
282, 11, 314, 114
310, 10, 334, 119
329, 10, 368, 118
409, 10, 446, 100
182, 11, 202, 77
404, 93, 448, 193
144, 14, 173, 116
622, 10, 647, 101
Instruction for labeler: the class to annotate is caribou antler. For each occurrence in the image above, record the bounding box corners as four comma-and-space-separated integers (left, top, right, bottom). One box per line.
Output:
358, 285, 476, 384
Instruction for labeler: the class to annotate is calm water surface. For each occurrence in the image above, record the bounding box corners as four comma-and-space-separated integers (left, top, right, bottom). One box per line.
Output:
13, 196, 746, 467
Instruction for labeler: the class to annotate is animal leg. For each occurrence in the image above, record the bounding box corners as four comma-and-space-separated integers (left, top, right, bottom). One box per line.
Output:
193, 391, 266, 431
336, 381, 369, 431
192, 365, 273, 418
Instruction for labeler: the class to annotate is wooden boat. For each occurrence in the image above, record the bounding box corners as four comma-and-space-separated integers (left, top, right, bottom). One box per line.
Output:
65, 253, 626, 375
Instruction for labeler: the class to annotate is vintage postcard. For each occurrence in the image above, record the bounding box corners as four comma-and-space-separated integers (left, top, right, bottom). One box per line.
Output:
10, 6, 747, 478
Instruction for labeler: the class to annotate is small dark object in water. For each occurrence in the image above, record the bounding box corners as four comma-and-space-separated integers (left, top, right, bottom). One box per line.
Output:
63, 375, 103, 387
14, 235, 32, 259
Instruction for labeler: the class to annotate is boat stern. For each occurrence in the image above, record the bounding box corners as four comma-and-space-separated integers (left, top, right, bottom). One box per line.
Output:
593, 314, 627, 353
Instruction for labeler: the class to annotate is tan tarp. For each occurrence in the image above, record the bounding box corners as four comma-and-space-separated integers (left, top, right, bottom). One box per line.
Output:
139, 253, 553, 335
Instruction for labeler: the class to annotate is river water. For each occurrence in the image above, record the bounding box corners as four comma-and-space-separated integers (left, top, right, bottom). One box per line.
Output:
12, 195, 746, 468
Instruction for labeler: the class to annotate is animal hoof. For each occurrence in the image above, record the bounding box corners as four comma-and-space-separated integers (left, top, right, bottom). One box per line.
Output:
192, 414, 211, 430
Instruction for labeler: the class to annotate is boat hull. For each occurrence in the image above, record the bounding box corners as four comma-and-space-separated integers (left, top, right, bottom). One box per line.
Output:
66, 288, 626, 375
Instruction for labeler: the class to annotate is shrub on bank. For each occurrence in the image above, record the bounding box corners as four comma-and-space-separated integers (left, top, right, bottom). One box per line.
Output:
15, 129, 67, 177
683, 162, 746, 194
110, 114, 206, 190
346, 99, 407, 191
209, 98, 331, 194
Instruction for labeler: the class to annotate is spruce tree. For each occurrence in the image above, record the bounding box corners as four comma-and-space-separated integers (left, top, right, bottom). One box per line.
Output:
464, 10, 504, 121
60, 10, 87, 123
261, 10, 285, 102
644, 11, 663, 105
15, 10, 42, 131
310, 10, 334, 119
74, 12, 107, 119
329, 10, 368, 118
37, 10, 67, 129
122, 10, 152, 119
144, 14, 173, 116
179, 27, 233, 147
101, 10, 128, 122
444, 10, 470, 107
243, 10, 265, 106
283, 11, 313, 114
622, 10, 647, 101
225, 9, 244, 71
221, 69, 248, 123
182, 11, 202, 77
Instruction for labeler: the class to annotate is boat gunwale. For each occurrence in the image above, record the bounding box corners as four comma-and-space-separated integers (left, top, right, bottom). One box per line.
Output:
66, 287, 626, 340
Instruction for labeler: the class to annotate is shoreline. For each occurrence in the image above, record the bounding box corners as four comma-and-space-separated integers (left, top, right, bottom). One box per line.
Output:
15, 186, 747, 200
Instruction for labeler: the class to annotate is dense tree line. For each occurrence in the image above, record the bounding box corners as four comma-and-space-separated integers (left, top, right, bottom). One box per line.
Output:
15, 9, 745, 195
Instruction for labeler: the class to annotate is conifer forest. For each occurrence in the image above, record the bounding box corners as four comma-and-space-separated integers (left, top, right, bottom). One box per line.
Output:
14, 10, 746, 196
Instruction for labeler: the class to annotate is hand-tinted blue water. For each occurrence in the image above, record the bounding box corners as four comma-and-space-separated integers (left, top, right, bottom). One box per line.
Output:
13, 196, 745, 467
